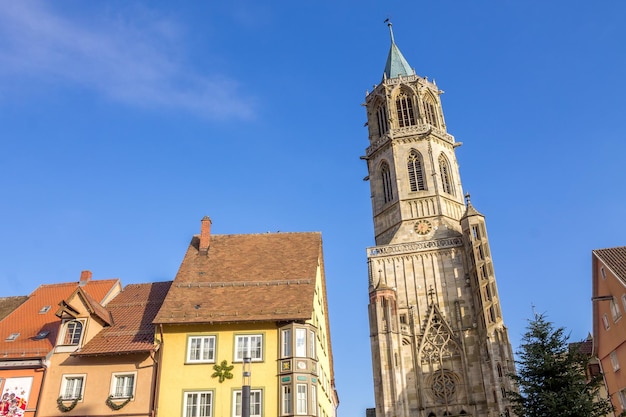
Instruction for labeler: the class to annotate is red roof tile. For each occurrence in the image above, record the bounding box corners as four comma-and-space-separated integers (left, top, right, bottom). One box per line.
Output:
0, 279, 119, 359
154, 232, 322, 324
74, 281, 172, 356
594, 246, 626, 282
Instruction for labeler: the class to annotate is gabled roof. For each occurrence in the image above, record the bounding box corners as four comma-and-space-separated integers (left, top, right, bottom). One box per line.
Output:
154, 232, 322, 324
0, 296, 28, 321
593, 246, 626, 281
383, 22, 414, 80
0, 278, 119, 360
57, 287, 113, 326
75, 281, 172, 356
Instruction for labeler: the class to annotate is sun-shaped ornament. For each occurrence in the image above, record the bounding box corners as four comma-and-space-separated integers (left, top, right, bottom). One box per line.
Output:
211, 360, 234, 383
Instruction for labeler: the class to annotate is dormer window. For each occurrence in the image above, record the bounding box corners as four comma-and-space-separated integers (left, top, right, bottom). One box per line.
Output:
35, 331, 50, 340
62, 320, 83, 345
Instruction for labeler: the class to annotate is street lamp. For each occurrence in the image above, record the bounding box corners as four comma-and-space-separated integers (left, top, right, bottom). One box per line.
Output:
242, 357, 251, 417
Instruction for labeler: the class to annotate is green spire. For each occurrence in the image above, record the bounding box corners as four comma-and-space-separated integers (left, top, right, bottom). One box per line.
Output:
383, 20, 414, 80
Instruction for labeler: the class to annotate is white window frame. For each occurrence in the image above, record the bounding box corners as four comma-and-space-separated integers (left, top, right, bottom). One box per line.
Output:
611, 298, 622, 322
296, 384, 307, 415
282, 329, 292, 358
60, 374, 86, 400
187, 335, 216, 363
61, 319, 84, 346
311, 385, 317, 417
603, 314, 610, 330
232, 389, 262, 417
184, 391, 213, 417
309, 330, 316, 359
295, 329, 306, 358
110, 372, 136, 399
620, 388, 626, 411
611, 351, 620, 372
282, 385, 292, 415
234, 334, 263, 362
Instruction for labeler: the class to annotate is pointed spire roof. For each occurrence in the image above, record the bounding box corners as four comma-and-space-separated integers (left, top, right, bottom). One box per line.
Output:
462, 193, 484, 218
383, 21, 414, 80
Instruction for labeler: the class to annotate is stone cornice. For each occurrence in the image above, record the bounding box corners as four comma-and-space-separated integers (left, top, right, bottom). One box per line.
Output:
366, 125, 455, 158
367, 237, 463, 258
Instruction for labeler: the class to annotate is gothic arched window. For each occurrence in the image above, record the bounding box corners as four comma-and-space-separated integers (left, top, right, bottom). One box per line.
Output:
376, 104, 389, 136
438, 154, 454, 196
381, 162, 394, 204
63, 320, 83, 345
396, 93, 416, 127
424, 97, 438, 127
407, 150, 426, 191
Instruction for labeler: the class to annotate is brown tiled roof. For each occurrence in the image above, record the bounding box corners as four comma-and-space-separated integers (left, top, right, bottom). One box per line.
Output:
0, 296, 28, 321
154, 232, 322, 324
75, 281, 172, 356
0, 279, 120, 359
594, 246, 626, 282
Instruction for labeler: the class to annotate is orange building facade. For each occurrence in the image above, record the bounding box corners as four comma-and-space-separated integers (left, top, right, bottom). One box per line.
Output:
592, 246, 626, 415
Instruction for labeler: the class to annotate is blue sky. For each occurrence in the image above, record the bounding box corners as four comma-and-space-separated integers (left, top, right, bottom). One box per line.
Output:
2, 1, 626, 415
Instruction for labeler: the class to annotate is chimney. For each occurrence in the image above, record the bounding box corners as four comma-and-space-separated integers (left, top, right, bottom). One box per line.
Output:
199, 216, 212, 255
79, 270, 92, 286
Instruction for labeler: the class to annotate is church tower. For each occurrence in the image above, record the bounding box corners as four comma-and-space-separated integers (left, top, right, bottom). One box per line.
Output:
362, 23, 515, 417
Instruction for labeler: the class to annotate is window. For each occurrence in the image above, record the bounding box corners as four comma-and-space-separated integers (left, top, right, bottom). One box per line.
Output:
282, 329, 292, 358
111, 373, 135, 398
311, 385, 317, 417
296, 329, 306, 357
611, 351, 620, 372
309, 330, 316, 359
381, 162, 394, 203
603, 314, 610, 330
376, 104, 389, 136
296, 384, 307, 415
5, 333, 19, 342
187, 336, 216, 363
39, 306, 51, 314
620, 388, 626, 411
407, 151, 426, 192
34, 331, 49, 340
611, 298, 622, 322
184, 391, 213, 417
396, 93, 416, 127
438, 154, 454, 196
424, 99, 438, 127
282, 385, 292, 415
235, 335, 263, 362
622, 294, 626, 313
60, 375, 85, 400
471, 225, 481, 240
601, 267, 606, 279
233, 390, 262, 417
63, 320, 83, 345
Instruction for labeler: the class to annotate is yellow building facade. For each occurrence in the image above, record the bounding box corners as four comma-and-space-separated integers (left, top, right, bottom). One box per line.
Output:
154, 217, 338, 417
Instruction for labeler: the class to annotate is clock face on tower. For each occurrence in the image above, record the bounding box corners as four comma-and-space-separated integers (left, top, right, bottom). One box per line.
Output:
414, 220, 432, 235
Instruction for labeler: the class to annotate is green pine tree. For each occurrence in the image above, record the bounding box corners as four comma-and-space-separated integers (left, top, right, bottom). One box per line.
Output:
507, 313, 613, 417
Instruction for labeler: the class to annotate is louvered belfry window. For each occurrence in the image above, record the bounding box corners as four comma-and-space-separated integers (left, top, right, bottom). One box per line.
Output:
439, 154, 454, 196
396, 93, 416, 127
376, 104, 389, 135
381, 162, 394, 203
407, 151, 426, 191
424, 99, 438, 127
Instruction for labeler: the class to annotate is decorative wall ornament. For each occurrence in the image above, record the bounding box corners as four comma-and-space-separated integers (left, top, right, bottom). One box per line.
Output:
211, 360, 234, 383
106, 395, 133, 410
57, 396, 80, 412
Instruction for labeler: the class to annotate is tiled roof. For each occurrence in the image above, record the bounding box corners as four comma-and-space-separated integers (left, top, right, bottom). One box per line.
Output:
154, 232, 322, 324
75, 281, 172, 356
0, 296, 28, 321
594, 246, 626, 281
0, 279, 119, 359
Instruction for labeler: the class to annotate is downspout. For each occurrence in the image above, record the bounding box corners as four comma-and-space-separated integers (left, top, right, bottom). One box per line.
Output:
152, 324, 165, 417
33, 360, 47, 417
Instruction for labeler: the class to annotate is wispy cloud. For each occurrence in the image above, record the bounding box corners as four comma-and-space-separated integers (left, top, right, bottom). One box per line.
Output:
0, 2, 255, 120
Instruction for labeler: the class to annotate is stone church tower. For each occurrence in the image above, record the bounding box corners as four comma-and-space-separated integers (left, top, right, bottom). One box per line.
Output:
362, 23, 515, 417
